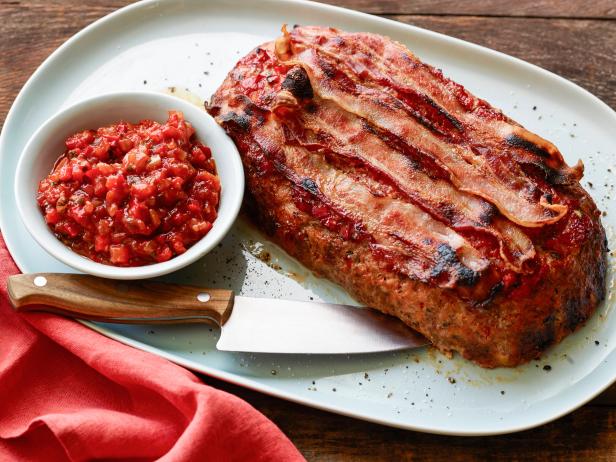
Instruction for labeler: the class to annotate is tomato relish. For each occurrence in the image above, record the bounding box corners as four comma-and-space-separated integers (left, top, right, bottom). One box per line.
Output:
37, 111, 220, 266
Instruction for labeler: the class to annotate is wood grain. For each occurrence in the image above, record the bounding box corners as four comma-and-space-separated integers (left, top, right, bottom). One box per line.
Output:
1, 1, 615, 460
316, 0, 616, 18
8, 273, 234, 325
1, 1, 615, 125
200, 375, 616, 462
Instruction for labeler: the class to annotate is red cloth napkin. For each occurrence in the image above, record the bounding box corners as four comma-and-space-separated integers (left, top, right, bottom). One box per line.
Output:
0, 236, 305, 462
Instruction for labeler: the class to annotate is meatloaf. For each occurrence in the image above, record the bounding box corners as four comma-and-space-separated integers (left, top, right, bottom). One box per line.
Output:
208, 25, 607, 367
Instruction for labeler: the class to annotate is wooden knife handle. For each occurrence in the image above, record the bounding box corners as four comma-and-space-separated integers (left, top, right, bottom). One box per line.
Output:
7, 273, 234, 326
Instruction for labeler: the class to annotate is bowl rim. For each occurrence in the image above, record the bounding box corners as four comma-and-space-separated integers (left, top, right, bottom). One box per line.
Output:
14, 90, 244, 280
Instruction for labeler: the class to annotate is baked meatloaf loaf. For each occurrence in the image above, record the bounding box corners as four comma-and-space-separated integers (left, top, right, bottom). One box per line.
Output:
208, 25, 607, 367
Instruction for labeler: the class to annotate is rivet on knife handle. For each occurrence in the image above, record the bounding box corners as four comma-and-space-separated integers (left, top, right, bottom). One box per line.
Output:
7, 273, 235, 326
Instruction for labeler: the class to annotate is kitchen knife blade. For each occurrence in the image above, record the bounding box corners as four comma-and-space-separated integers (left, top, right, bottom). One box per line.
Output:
217, 295, 426, 353
7, 273, 428, 354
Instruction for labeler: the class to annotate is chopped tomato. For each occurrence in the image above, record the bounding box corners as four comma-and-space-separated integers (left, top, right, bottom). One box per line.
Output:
37, 112, 220, 267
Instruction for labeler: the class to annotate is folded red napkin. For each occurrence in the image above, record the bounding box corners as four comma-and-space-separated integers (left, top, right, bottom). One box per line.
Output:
0, 236, 304, 461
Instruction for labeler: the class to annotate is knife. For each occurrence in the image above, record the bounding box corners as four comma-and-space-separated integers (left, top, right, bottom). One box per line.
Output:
7, 273, 427, 354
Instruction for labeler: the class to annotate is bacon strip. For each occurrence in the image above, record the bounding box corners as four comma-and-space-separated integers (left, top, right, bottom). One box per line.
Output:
279, 28, 569, 227
288, 26, 582, 180
279, 143, 488, 286
277, 97, 535, 270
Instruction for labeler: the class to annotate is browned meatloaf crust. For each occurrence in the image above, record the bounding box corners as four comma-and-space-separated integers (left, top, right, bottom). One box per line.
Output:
208, 25, 607, 367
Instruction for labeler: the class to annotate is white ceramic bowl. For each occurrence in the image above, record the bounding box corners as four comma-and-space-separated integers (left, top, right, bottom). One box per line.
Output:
15, 91, 244, 279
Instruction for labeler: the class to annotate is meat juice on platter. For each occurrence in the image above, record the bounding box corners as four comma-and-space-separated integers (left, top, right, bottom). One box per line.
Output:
208, 25, 607, 368
37, 111, 221, 266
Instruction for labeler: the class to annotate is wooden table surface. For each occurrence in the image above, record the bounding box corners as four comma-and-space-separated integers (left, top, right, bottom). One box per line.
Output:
1, 1, 615, 460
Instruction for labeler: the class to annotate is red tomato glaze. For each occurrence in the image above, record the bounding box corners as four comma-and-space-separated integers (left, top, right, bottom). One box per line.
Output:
37, 111, 221, 266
